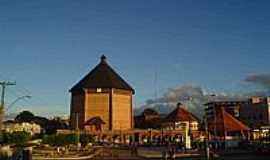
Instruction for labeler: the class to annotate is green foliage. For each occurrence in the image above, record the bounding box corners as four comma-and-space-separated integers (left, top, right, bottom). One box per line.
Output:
42, 134, 55, 144
15, 110, 35, 122
80, 134, 94, 145
2, 131, 31, 145
11, 131, 31, 145
63, 134, 79, 145
42, 134, 94, 146
54, 134, 68, 146
43, 134, 80, 146
2, 132, 12, 144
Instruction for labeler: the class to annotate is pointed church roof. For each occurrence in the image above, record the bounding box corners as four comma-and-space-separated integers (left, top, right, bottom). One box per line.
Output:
165, 103, 200, 122
209, 107, 250, 134
70, 55, 134, 93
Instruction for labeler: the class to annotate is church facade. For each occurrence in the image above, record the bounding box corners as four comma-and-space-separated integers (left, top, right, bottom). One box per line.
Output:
69, 55, 134, 131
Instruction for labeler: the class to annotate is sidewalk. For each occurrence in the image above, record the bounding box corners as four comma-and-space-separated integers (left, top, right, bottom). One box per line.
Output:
137, 147, 201, 159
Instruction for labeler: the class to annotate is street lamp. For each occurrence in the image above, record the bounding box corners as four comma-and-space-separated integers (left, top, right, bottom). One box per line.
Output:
208, 94, 218, 150
161, 127, 164, 145
5, 95, 31, 112
204, 115, 210, 160
204, 94, 217, 159
148, 128, 152, 145
0, 95, 31, 142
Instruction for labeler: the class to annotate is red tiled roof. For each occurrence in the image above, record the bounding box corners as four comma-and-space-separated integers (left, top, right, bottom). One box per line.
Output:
165, 105, 199, 122
209, 107, 249, 133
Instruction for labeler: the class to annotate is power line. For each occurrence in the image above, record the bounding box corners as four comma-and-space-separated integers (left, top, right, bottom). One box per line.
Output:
0, 81, 16, 108
0, 73, 31, 97
0, 81, 16, 139
154, 70, 158, 100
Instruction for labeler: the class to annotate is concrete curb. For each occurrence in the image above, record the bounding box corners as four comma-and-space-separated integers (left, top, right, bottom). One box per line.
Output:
33, 148, 102, 160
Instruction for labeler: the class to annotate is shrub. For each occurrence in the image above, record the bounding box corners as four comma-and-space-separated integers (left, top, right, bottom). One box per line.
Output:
12, 131, 31, 145
42, 134, 79, 146
2, 132, 12, 144
63, 134, 79, 145
2, 131, 31, 145
42, 134, 56, 144
80, 134, 94, 146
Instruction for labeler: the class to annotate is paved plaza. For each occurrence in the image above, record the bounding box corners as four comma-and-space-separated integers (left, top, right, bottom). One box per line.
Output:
92, 147, 270, 160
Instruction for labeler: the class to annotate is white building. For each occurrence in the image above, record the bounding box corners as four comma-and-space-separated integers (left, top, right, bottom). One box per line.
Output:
3, 121, 41, 136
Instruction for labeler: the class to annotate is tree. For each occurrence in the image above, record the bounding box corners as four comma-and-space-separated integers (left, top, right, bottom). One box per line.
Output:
11, 131, 31, 145
2, 131, 31, 145
15, 110, 34, 122
31, 116, 49, 128
45, 117, 68, 134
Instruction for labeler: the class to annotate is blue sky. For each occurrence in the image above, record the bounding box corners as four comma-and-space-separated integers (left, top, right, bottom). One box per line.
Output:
0, 0, 270, 117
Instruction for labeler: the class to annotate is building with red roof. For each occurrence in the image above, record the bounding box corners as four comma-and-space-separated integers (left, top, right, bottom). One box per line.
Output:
163, 102, 200, 131
208, 107, 250, 140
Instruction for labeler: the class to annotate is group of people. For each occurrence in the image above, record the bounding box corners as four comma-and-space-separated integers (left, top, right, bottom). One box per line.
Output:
162, 145, 176, 160
129, 142, 180, 159
130, 142, 138, 156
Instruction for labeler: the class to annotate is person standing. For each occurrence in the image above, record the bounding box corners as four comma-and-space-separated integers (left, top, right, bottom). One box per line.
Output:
134, 142, 138, 156
171, 145, 176, 160
162, 149, 168, 160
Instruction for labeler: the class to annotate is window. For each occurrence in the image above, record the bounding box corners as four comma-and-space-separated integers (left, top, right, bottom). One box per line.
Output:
96, 88, 102, 92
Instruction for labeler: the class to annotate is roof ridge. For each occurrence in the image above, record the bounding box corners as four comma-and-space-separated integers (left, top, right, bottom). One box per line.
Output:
70, 56, 134, 93
179, 106, 199, 121
103, 61, 134, 90
69, 61, 101, 91
165, 105, 199, 122
222, 109, 249, 130
217, 107, 249, 131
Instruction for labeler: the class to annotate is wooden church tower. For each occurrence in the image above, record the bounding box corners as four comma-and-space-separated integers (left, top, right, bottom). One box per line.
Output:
70, 55, 134, 131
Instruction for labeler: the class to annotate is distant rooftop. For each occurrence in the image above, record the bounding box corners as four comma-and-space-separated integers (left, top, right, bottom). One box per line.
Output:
205, 96, 270, 106
165, 103, 200, 122
204, 101, 247, 106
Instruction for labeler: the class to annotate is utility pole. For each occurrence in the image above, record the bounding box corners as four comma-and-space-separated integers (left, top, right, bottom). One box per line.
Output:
204, 115, 210, 160
0, 81, 16, 140
75, 112, 81, 148
154, 70, 158, 100
213, 106, 218, 150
